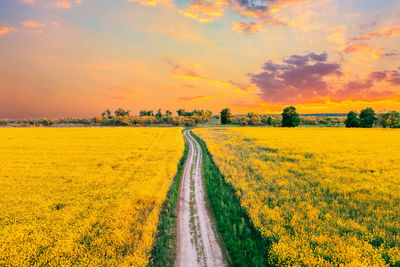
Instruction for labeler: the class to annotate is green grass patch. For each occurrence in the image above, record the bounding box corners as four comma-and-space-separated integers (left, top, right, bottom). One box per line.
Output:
149, 136, 189, 267
191, 131, 272, 267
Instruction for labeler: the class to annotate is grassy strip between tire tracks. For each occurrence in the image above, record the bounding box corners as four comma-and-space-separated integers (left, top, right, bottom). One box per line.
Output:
149, 132, 189, 267
192, 131, 272, 267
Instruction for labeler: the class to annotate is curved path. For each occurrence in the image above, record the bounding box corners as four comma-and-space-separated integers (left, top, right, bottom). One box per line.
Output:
175, 130, 227, 267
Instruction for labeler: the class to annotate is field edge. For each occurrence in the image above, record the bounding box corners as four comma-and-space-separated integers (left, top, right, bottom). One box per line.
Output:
191, 131, 272, 267
149, 133, 189, 267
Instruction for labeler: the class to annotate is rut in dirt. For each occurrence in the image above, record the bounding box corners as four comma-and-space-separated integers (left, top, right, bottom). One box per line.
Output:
175, 130, 227, 267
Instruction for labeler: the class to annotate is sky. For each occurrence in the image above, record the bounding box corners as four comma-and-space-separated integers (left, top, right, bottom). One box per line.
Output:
0, 0, 399, 118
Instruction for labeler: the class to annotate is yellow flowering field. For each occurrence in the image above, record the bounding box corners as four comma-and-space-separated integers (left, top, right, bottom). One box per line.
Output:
0, 127, 184, 266
194, 127, 400, 266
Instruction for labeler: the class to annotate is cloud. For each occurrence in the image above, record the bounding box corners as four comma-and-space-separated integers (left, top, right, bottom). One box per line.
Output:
327, 26, 347, 45
343, 43, 395, 59
55, 1, 71, 8
368, 69, 400, 85
165, 58, 252, 92
165, 59, 204, 80
351, 26, 400, 41
232, 18, 284, 33
359, 14, 381, 30
249, 53, 400, 104
231, 0, 309, 19
22, 21, 45, 28
23, 0, 35, 3
181, 0, 310, 32
178, 94, 217, 102
249, 52, 342, 103
0, 27, 16, 36
333, 79, 394, 102
127, 0, 172, 7
333, 68, 400, 101
180, 0, 226, 22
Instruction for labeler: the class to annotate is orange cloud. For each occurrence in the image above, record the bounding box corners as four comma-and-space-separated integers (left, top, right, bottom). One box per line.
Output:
327, 26, 347, 45
179, 94, 217, 103
127, 0, 172, 7
0, 27, 16, 36
181, 0, 308, 29
167, 58, 253, 93
180, 0, 226, 22
232, 18, 284, 34
352, 26, 400, 41
232, 0, 309, 19
55, 1, 71, 9
343, 43, 391, 59
22, 21, 45, 28
24, 0, 34, 3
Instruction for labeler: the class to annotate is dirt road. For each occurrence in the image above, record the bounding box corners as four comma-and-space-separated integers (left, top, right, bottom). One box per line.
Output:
175, 130, 227, 267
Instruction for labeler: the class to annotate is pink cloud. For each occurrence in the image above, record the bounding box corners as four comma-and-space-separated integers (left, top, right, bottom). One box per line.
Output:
352, 26, 400, 41
0, 27, 16, 36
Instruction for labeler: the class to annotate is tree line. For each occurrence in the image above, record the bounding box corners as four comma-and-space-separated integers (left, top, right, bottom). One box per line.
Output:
344, 108, 400, 128
219, 107, 400, 128
1, 107, 399, 128
0, 108, 214, 127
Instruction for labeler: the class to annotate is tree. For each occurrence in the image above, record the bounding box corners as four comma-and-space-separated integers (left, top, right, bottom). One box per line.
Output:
177, 109, 186, 116
166, 110, 172, 117
139, 110, 153, 117
102, 109, 112, 119
380, 111, 400, 128
114, 108, 130, 117
267, 116, 273, 126
155, 109, 162, 119
281, 106, 300, 127
359, 108, 377, 128
204, 110, 213, 121
247, 112, 256, 118
220, 108, 232, 124
345, 111, 361, 128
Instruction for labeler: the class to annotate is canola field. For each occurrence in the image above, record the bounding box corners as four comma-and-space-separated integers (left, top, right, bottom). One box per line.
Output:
194, 127, 400, 266
0, 128, 184, 266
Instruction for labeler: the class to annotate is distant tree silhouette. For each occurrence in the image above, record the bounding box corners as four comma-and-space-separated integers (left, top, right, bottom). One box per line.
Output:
114, 108, 130, 117
359, 108, 376, 128
220, 108, 232, 124
267, 116, 273, 126
155, 109, 163, 119
380, 111, 400, 128
102, 109, 112, 119
139, 110, 153, 117
281, 106, 300, 127
345, 111, 361, 128
177, 109, 186, 116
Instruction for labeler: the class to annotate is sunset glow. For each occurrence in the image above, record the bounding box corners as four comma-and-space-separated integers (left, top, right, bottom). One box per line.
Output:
0, 0, 399, 118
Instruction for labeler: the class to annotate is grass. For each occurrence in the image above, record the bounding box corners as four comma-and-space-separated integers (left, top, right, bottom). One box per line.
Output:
149, 134, 189, 267
191, 131, 271, 267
